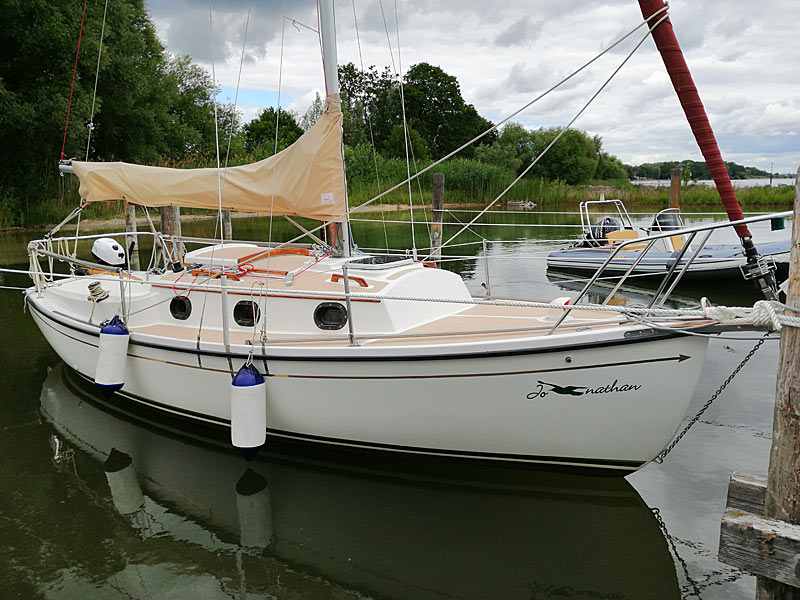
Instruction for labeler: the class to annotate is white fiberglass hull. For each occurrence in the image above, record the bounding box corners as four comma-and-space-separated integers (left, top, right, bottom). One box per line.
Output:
29, 296, 708, 472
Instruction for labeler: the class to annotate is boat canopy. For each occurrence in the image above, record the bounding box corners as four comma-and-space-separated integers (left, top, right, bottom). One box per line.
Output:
71, 103, 347, 222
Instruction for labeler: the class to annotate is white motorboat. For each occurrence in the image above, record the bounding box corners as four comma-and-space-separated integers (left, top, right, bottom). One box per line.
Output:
546, 197, 790, 278
25, 0, 766, 473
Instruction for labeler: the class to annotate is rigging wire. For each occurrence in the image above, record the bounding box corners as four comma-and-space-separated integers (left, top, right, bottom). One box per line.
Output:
351, 0, 390, 252
430, 13, 671, 259
165, 6, 673, 266
336, 5, 671, 222
207, 0, 224, 253
263, 0, 288, 342
224, 3, 252, 171
60, 0, 88, 160
85, 0, 109, 161
377, 0, 417, 257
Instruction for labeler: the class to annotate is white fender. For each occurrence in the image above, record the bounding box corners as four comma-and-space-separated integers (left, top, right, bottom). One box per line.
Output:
95, 316, 129, 392
230, 363, 267, 448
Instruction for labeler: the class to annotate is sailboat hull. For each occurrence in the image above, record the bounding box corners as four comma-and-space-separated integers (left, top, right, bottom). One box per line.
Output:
29, 297, 708, 472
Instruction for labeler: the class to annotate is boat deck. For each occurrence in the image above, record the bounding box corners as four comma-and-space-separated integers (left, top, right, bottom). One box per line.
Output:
131, 301, 631, 348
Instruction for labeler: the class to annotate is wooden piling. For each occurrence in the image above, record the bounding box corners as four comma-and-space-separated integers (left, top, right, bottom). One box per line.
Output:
222, 210, 232, 240
756, 168, 800, 599
431, 173, 444, 261
159, 205, 183, 263
123, 201, 140, 271
669, 166, 683, 209
718, 167, 800, 597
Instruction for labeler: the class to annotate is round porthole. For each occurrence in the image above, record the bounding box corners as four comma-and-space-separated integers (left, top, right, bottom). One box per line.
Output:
234, 300, 261, 327
314, 302, 348, 330
169, 296, 192, 320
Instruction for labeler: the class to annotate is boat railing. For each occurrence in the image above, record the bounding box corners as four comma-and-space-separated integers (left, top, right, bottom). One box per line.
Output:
23, 210, 791, 340
547, 210, 792, 333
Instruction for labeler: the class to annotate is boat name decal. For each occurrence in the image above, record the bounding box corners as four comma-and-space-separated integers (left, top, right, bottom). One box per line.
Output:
526, 379, 642, 399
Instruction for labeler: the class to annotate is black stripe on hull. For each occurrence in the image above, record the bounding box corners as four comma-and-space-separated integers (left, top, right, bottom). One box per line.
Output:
70, 370, 645, 474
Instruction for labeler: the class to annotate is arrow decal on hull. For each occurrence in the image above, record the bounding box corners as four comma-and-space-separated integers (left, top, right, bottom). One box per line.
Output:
275, 354, 693, 380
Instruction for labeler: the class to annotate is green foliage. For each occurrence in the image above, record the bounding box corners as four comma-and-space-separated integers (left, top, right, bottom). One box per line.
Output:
0, 0, 246, 226
473, 123, 606, 184
299, 92, 323, 131
242, 108, 303, 157
382, 125, 430, 161
474, 139, 523, 173
401, 63, 495, 157
627, 160, 771, 180
595, 152, 628, 180
338, 62, 495, 160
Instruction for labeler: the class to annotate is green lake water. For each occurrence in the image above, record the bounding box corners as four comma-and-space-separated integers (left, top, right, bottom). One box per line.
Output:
0, 206, 790, 599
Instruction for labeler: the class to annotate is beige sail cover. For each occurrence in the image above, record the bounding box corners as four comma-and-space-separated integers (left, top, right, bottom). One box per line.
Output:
72, 107, 347, 222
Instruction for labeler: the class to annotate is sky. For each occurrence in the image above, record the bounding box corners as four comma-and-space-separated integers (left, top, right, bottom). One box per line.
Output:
145, 0, 800, 174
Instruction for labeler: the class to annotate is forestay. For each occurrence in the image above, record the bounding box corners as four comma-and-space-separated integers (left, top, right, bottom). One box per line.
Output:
71, 100, 347, 222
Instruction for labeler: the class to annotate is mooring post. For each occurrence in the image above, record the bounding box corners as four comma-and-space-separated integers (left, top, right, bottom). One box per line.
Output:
431, 173, 444, 262
669, 166, 683, 209
159, 205, 183, 264
719, 168, 800, 595
756, 168, 800, 599
123, 201, 140, 271
222, 209, 232, 240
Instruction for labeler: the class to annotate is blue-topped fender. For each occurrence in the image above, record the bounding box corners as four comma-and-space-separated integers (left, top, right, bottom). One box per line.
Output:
101, 314, 129, 336
232, 362, 265, 388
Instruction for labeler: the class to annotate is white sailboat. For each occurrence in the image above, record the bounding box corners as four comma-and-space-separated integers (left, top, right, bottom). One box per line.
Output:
25, 0, 725, 473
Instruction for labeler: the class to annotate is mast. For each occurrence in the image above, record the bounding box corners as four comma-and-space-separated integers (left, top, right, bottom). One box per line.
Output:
318, 0, 352, 257
638, 0, 778, 298
318, 0, 339, 97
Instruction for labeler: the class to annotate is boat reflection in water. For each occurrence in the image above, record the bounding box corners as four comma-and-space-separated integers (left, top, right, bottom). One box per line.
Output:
40, 365, 680, 599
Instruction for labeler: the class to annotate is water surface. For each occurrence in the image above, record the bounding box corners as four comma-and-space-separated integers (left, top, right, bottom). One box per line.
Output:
0, 207, 789, 598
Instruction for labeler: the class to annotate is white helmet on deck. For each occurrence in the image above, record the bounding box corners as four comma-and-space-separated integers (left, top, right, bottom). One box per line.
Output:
91, 238, 126, 267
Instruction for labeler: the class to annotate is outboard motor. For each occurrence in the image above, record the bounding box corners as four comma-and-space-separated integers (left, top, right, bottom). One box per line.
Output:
92, 237, 126, 267
649, 211, 682, 233
590, 217, 622, 245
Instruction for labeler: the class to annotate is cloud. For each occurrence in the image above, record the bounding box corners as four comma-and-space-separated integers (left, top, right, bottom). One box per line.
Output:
495, 16, 543, 48
143, 0, 800, 172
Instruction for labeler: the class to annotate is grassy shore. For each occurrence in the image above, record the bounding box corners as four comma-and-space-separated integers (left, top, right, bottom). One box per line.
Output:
2, 167, 793, 231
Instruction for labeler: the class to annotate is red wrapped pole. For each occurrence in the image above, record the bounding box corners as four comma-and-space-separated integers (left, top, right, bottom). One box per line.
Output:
638, 0, 751, 239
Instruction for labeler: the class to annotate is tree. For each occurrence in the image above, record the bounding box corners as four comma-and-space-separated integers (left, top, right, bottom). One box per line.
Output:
337, 62, 495, 159
299, 93, 323, 131
381, 124, 430, 161
401, 63, 495, 157
243, 108, 303, 156
473, 123, 613, 184
0, 0, 109, 207
88, 0, 176, 163
595, 152, 628, 180
338, 62, 397, 148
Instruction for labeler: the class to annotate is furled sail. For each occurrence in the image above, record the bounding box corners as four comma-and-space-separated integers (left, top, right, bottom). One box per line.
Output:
71, 103, 347, 222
